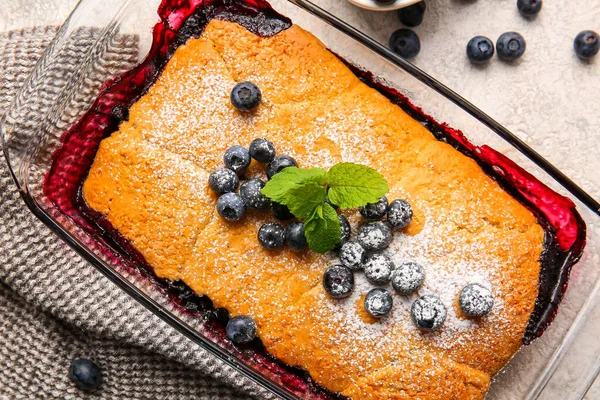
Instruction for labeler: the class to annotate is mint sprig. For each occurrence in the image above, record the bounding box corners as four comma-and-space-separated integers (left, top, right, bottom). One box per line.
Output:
261, 163, 388, 254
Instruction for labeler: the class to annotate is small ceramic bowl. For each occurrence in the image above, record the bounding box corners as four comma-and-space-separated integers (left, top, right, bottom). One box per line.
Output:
347, 0, 422, 11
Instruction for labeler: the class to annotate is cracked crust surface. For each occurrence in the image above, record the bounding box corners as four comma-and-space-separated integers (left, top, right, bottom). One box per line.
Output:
83, 20, 545, 399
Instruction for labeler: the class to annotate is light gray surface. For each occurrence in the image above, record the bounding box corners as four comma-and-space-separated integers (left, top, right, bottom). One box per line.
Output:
1, 0, 599, 399
3, 0, 598, 197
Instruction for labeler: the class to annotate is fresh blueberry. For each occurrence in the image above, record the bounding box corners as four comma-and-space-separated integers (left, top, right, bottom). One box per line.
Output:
574, 30, 600, 60
223, 145, 251, 175
258, 222, 285, 249
240, 178, 270, 210
389, 29, 421, 59
387, 199, 413, 229
411, 295, 446, 331
267, 155, 298, 179
323, 265, 354, 298
517, 0, 542, 17
359, 196, 388, 220
466, 36, 495, 64
208, 168, 239, 194
357, 221, 392, 251
391, 261, 425, 294
68, 359, 102, 391
364, 288, 393, 318
334, 214, 351, 251
363, 253, 394, 285
226, 315, 257, 344
397, 1, 426, 27
339, 242, 366, 271
249, 138, 276, 163
271, 202, 294, 220
217, 193, 246, 221
496, 32, 526, 61
459, 283, 494, 317
285, 222, 308, 251
230, 82, 261, 112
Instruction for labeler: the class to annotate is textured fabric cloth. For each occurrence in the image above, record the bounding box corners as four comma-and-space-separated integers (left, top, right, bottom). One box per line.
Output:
0, 26, 266, 399
0, 282, 252, 400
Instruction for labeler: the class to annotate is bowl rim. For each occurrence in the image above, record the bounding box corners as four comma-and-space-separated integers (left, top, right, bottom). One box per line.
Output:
346, 0, 422, 12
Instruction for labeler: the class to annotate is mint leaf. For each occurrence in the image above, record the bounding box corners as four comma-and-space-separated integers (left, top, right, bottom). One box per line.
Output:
304, 203, 341, 254
326, 163, 388, 209
261, 167, 326, 204
286, 182, 327, 218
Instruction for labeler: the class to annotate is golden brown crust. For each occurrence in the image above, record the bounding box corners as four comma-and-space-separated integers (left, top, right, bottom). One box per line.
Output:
83, 19, 545, 399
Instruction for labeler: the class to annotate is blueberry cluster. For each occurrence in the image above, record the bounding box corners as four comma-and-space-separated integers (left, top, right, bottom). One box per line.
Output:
322, 196, 432, 324
209, 140, 273, 222
386, 0, 598, 62
208, 138, 316, 251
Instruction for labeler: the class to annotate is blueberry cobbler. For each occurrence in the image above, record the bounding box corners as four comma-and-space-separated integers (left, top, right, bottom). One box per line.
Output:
45, 1, 586, 399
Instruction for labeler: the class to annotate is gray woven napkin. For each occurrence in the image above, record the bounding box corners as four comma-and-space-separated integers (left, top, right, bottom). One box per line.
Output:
0, 26, 269, 400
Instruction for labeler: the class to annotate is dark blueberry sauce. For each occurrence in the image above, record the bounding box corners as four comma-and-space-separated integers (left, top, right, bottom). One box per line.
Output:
42, 0, 586, 397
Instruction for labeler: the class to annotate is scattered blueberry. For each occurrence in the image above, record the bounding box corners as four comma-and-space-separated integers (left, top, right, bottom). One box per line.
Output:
411, 295, 447, 331
68, 359, 102, 391
208, 168, 239, 194
391, 261, 425, 294
497, 32, 526, 61
517, 0, 542, 17
364, 288, 393, 318
459, 283, 494, 317
466, 36, 495, 64
335, 214, 351, 251
230, 82, 261, 112
363, 253, 395, 285
323, 265, 354, 298
226, 315, 257, 344
267, 155, 298, 179
285, 222, 308, 252
389, 29, 421, 59
339, 242, 366, 271
217, 193, 246, 221
359, 196, 388, 220
249, 138, 276, 163
223, 145, 251, 175
574, 30, 600, 60
240, 178, 270, 210
357, 221, 392, 251
387, 199, 413, 229
271, 202, 294, 220
397, 1, 426, 27
258, 222, 286, 249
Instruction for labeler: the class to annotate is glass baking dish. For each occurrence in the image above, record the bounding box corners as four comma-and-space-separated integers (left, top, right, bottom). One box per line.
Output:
2, 0, 600, 398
